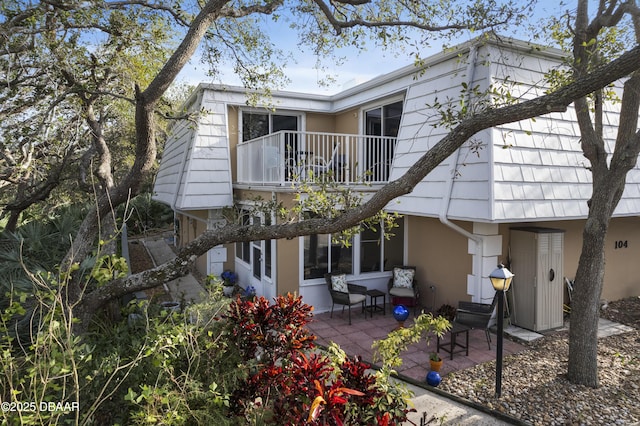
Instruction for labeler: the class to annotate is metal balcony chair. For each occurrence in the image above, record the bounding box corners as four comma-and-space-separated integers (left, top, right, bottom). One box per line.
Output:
325, 272, 367, 325
454, 291, 500, 350
308, 143, 341, 179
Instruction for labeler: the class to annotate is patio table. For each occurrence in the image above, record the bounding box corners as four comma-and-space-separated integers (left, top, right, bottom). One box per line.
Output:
436, 322, 470, 360
366, 289, 386, 317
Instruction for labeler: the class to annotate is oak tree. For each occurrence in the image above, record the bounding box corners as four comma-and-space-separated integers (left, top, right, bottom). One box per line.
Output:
1, 2, 639, 392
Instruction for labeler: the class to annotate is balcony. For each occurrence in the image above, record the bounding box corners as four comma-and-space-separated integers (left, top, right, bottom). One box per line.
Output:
237, 131, 397, 186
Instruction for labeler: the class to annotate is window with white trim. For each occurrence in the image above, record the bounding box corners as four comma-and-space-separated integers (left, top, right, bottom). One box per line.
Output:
241, 111, 298, 141
363, 100, 403, 181
235, 211, 251, 263
302, 216, 404, 280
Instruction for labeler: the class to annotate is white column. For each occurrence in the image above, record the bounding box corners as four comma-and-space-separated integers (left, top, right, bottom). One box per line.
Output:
207, 209, 228, 276
466, 222, 503, 303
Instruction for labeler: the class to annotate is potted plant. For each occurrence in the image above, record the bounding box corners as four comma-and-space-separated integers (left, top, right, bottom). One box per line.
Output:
221, 270, 238, 297
242, 285, 256, 301
436, 304, 456, 321
429, 352, 443, 372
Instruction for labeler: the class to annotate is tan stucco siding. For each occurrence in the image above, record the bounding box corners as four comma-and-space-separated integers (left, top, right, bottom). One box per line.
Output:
176, 210, 209, 276
604, 217, 640, 300
405, 217, 473, 309
274, 192, 300, 296
276, 238, 299, 296
306, 113, 335, 133
227, 106, 239, 181
334, 108, 359, 134
500, 218, 640, 304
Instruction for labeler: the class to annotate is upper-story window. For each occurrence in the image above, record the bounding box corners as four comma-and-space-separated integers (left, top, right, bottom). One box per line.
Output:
363, 100, 403, 181
364, 100, 403, 138
241, 112, 298, 142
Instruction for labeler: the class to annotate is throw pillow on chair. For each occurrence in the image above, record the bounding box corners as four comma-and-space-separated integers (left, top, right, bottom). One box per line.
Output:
331, 274, 349, 292
393, 267, 414, 288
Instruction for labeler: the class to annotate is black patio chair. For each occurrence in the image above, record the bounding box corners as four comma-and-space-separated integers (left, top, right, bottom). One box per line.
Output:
453, 291, 500, 350
387, 266, 419, 314
325, 273, 367, 325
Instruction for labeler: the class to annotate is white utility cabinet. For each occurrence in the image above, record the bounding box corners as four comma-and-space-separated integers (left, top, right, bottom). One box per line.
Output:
509, 227, 564, 332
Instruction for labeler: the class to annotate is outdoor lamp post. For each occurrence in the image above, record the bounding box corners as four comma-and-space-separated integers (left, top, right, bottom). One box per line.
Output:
489, 263, 514, 398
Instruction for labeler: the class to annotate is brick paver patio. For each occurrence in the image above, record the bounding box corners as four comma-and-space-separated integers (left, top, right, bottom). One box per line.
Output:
307, 309, 526, 383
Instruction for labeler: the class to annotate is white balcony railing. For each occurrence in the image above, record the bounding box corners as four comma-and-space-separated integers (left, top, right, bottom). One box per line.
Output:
237, 131, 397, 186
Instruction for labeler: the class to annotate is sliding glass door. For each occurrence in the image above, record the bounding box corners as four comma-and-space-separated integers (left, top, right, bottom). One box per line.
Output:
363, 100, 402, 181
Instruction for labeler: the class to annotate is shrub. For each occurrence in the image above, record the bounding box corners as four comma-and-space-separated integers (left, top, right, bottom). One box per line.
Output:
121, 193, 174, 236
0, 264, 235, 425
222, 294, 434, 425
1, 272, 445, 425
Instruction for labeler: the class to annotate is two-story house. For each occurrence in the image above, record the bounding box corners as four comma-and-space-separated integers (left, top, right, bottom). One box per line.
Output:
153, 36, 640, 331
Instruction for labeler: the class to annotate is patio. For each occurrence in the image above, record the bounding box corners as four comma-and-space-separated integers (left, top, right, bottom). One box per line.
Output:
307, 309, 527, 384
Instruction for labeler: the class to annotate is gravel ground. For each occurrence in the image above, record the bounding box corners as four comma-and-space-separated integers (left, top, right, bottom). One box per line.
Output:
439, 297, 640, 425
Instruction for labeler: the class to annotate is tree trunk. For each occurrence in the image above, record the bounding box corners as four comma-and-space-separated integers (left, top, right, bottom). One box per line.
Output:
5, 210, 20, 233
567, 47, 640, 385
567, 203, 607, 387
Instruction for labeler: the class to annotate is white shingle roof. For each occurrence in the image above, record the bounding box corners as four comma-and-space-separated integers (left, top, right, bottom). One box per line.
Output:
388, 40, 640, 222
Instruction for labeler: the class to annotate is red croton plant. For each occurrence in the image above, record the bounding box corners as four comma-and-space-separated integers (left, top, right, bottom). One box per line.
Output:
222, 294, 414, 425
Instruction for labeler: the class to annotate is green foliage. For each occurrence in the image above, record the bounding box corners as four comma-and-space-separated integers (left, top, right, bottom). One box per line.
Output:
1, 269, 236, 425
425, 75, 520, 131
1, 271, 88, 425
373, 312, 451, 369
291, 176, 402, 248
0, 204, 86, 292
90, 254, 128, 285
121, 193, 174, 236
221, 176, 402, 250
544, 8, 629, 105
1, 267, 445, 425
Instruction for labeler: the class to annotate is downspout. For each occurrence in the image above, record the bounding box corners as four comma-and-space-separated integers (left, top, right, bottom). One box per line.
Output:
438, 45, 485, 301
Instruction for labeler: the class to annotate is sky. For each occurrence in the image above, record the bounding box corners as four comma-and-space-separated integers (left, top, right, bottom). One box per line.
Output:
175, 1, 569, 95
176, 27, 417, 95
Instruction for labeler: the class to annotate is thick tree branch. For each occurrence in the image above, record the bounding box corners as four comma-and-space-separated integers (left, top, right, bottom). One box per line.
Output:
312, 0, 516, 35
610, 72, 640, 172
143, 0, 231, 105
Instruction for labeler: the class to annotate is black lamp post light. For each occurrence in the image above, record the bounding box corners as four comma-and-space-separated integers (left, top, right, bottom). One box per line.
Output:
489, 263, 514, 398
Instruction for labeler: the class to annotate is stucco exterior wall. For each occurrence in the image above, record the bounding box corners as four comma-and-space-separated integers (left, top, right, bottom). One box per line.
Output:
334, 108, 359, 134
276, 237, 299, 296
227, 106, 239, 181
603, 217, 640, 300
306, 112, 335, 133
499, 217, 640, 304
176, 210, 209, 276
405, 216, 473, 310
272, 191, 301, 296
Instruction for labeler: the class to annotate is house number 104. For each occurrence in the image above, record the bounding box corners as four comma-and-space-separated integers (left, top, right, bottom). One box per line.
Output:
614, 240, 628, 249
